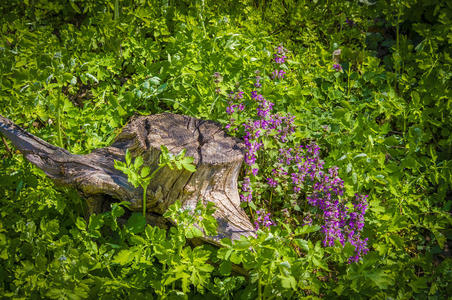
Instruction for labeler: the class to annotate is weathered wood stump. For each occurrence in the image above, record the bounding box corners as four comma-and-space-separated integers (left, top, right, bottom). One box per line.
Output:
0, 113, 255, 244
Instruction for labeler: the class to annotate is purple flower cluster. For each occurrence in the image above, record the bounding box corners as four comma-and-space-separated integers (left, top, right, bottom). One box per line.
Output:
235, 85, 295, 206
223, 44, 369, 262
254, 70, 262, 88
272, 69, 286, 80
333, 64, 343, 72
213, 72, 223, 94
254, 210, 275, 230
225, 90, 245, 130
241, 92, 295, 167
272, 45, 287, 81
274, 45, 287, 64
240, 176, 253, 203
267, 143, 369, 261
345, 194, 369, 262
345, 18, 355, 26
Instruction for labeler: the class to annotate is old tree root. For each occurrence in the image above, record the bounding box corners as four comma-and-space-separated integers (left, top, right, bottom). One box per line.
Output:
0, 113, 255, 246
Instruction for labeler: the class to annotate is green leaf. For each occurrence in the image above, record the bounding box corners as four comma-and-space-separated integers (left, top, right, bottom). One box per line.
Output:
149, 76, 161, 85
233, 237, 251, 250
125, 150, 132, 165
75, 217, 86, 231
186, 226, 203, 238
219, 261, 232, 276
191, 64, 202, 71
342, 242, 355, 258
141, 166, 150, 178
432, 230, 445, 249
88, 214, 104, 232
111, 203, 125, 218
113, 249, 135, 265
69, 1, 81, 13
134, 156, 144, 169
86, 73, 98, 83
353, 153, 367, 159
230, 252, 242, 264
280, 275, 297, 290
312, 257, 330, 271
182, 163, 196, 172
295, 225, 321, 235
248, 201, 257, 210
181, 156, 194, 166
126, 213, 146, 234
366, 270, 393, 290
176, 148, 186, 160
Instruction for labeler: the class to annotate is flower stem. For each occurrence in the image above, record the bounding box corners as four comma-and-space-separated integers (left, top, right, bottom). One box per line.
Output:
258, 274, 262, 300
347, 64, 351, 98
56, 92, 63, 147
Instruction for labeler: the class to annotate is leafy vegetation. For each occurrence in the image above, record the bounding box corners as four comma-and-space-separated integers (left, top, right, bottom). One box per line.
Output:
0, 0, 451, 298
114, 147, 196, 216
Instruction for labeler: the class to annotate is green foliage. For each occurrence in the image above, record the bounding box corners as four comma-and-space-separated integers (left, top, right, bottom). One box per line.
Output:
114, 147, 196, 217
0, 0, 451, 298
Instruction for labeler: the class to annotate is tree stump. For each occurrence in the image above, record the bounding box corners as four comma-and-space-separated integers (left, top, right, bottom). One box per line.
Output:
0, 113, 255, 244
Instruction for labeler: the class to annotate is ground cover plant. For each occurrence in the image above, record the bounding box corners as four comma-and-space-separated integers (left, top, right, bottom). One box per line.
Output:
0, 0, 451, 298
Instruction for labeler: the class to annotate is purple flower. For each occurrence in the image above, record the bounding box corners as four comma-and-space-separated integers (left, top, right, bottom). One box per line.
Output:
274, 45, 288, 64
272, 69, 286, 80
223, 44, 369, 262
226, 105, 234, 115
254, 76, 262, 88
254, 210, 275, 230
345, 18, 355, 26
235, 91, 244, 100
266, 177, 278, 188
274, 54, 287, 64
333, 64, 343, 72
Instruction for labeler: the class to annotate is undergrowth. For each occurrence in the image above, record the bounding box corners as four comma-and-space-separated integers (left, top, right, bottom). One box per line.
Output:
0, 0, 451, 298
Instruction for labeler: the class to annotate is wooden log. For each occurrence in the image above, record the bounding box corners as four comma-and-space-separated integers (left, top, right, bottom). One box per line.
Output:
0, 113, 255, 244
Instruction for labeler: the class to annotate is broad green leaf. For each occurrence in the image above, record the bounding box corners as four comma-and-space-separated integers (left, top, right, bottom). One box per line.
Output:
75, 217, 86, 231
126, 213, 146, 234
233, 237, 251, 250
113, 249, 135, 265
134, 156, 144, 169
366, 270, 393, 290
219, 261, 232, 276
149, 76, 161, 85
111, 203, 125, 218
182, 163, 196, 172
125, 150, 132, 165
141, 166, 150, 177
280, 275, 297, 290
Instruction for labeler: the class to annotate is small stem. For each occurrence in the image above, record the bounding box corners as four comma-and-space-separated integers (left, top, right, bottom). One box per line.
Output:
1, 135, 12, 156
395, 7, 401, 91
142, 184, 148, 217
347, 64, 351, 98
149, 165, 164, 180
107, 264, 116, 280
114, 0, 119, 20
56, 92, 63, 147
258, 274, 262, 300
396, 12, 400, 56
